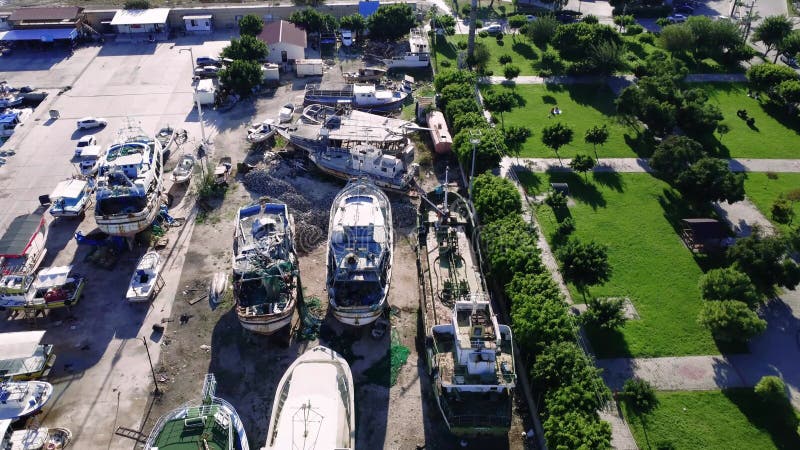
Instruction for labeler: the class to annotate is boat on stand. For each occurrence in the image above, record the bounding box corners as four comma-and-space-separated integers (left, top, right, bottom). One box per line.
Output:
144, 373, 249, 450
0, 381, 53, 421
303, 83, 408, 113
94, 121, 164, 237
327, 179, 393, 327
417, 180, 516, 438
263, 346, 355, 450
0, 420, 72, 450
233, 202, 299, 335
277, 108, 420, 192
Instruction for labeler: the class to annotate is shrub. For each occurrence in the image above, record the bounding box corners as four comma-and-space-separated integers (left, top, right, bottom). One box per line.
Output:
697, 300, 767, 343
556, 217, 576, 235
583, 14, 599, 24
461, 4, 471, 15
755, 375, 787, 405
771, 197, 795, 224
625, 24, 644, 35
582, 297, 627, 330
440, 60, 452, 67
698, 267, 761, 307
457, 41, 468, 50
543, 411, 612, 449
638, 32, 655, 45
622, 378, 658, 413
478, 30, 489, 38
482, 216, 543, 286
499, 54, 513, 65
124, 0, 150, 9
545, 190, 568, 210
472, 173, 522, 223
503, 64, 521, 80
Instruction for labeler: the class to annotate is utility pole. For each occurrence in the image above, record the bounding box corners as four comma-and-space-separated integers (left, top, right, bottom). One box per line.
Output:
179, 48, 208, 147
466, 0, 479, 62
141, 337, 161, 396
468, 129, 481, 201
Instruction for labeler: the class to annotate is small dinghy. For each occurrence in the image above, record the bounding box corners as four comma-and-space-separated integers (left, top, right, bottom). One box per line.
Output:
46, 428, 72, 449
246, 119, 276, 144
156, 126, 174, 149
209, 271, 228, 308
170, 154, 195, 184
126, 251, 163, 302
278, 103, 295, 123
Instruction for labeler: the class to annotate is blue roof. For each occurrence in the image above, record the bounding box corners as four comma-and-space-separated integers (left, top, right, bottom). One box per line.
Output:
359, 1, 380, 17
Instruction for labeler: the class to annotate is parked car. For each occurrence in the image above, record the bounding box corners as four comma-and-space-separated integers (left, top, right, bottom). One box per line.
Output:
341, 29, 354, 47
194, 65, 220, 78
481, 24, 503, 35
196, 56, 221, 67
674, 5, 695, 14
556, 11, 583, 23
74, 135, 97, 157
780, 54, 799, 68
76, 117, 107, 130
526, 15, 537, 22
667, 14, 688, 23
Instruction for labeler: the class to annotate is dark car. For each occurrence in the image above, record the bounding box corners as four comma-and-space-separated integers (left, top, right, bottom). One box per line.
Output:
195, 56, 221, 67
556, 11, 583, 23
194, 65, 221, 78
674, 5, 695, 14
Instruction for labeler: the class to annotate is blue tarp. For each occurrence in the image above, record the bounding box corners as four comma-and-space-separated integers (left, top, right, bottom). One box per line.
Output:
0, 28, 77, 42
358, 1, 380, 17
0, 113, 19, 124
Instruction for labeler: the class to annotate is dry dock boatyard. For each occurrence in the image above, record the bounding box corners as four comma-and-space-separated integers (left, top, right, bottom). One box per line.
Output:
0, 3, 540, 450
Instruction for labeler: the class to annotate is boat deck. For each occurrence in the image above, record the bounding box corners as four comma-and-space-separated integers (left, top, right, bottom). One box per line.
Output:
433, 333, 515, 386
154, 409, 230, 450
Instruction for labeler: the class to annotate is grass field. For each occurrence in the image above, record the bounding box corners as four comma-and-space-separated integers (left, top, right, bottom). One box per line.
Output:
698, 83, 800, 159
432, 34, 542, 75
744, 173, 800, 235
523, 171, 719, 357
485, 84, 639, 159
622, 390, 800, 450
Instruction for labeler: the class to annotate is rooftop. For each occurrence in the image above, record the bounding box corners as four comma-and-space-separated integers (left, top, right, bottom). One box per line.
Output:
110, 8, 170, 26
8, 7, 82, 22
257, 20, 306, 48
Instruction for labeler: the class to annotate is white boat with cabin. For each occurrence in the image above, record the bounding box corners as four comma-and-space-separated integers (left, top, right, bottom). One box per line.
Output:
246, 119, 276, 144
0, 420, 71, 450
48, 179, 93, 218
383, 28, 430, 68
263, 346, 355, 450
0, 381, 53, 421
77, 144, 105, 176
327, 179, 393, 326
125, 251, 162, 302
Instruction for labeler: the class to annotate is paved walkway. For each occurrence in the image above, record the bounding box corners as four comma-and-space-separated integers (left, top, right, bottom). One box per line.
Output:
502, 157, 800, 173
484, 73, 748, 85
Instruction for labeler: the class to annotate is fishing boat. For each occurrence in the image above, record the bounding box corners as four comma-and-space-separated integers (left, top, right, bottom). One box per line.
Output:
47, 179, 93, 219
0, 266, 85, 311
0, 331, 56, 382
298, 104, 341, 125
263, 346, 355, 450
94, 121, 164, 237
246, 119, 276, 143
233, 202, 299, 335
0, 381, 53, 421
303, 83, 408, 113
0, 214, 48, 280
0, 420, 72, 450
383, 28, 430, 69
144, 374, 249, 450
156, 126, 174, 149
417, 181, 516, 437
278, 103, 295, 123
327, 179, 393, 326
277, 109, 419, 191
125, 251, 162, 302
343, 67, 386, 83
170, 154, 195, 184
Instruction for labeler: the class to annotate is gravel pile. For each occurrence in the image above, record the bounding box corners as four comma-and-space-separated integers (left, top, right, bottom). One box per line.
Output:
243, 170, 293, 197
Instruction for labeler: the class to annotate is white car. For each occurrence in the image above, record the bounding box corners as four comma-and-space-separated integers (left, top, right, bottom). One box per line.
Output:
76, 117, 107, 130
481, 24, 503, 35
667, 14, 688, 23
341, 29, 354, 47
74, 135, 97, 157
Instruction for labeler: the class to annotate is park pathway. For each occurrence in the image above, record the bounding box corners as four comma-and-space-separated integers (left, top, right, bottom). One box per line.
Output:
483, 73, 747, 85
501, 157, 800, 173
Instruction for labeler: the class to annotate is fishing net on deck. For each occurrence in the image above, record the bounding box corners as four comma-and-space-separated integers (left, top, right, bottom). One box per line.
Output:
297, 295, 324, 341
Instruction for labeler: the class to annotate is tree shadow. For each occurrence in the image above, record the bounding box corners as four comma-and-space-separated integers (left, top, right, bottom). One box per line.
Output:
624, 131, 657, 158
722, 388, 800, 449
759, 101, 800, 135
564, 84, 617, 114
592, 172, 625, 193
512, 41, 538, 60
586, 325, 632, 358
546, 171, 606, 210
541, 94, 558, 105
513, 165, 543, 195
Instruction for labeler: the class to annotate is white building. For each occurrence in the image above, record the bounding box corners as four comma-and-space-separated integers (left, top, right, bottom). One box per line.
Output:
256, 20, 306, 65
110, 8, 170, 41
182, 14, 212, 33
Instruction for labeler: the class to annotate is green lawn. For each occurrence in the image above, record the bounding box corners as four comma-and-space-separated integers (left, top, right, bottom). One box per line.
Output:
432, 34, 542, 75
622, 390, 800, 450
698, 83, 800, 159
744, 173, 800, 235
486, 83, 639, 159
524, 172, 718, 357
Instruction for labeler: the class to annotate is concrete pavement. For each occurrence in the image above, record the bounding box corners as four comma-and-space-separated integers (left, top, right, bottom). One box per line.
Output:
503, 157, 800, 173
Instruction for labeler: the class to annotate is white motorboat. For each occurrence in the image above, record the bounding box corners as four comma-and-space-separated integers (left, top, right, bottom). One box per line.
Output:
264, 346, 355, 450
327, 179, 393, 326
48, 179, 93, 218
246, 119, 276, 144
0, 421, 72, 450
0, 265, 86, 311
170, 154, 195, 184
0, 381, 53, 421
77, 144, 105, 176
278, 103, 295, 123
144, 374, 249, 450
125, 251, 162, 302
383, 28, 430, 69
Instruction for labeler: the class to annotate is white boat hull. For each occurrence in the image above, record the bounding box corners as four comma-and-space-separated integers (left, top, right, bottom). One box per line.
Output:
96, 193, 161, 237
310, 154, 410, 192
237, 311, 294, 335
0, 381, 53, 421
330, 301, 386, 326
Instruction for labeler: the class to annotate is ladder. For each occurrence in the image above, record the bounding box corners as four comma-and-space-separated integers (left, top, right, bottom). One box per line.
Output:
114, 426, 147, 443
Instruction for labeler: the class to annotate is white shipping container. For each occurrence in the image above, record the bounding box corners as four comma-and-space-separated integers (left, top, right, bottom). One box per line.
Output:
194, 79, 216, 105
262, 63, 280, 81
295, 59, 324, 77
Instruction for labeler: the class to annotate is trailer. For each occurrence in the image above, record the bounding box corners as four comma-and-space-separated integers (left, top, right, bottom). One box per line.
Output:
295, 59, 324, 78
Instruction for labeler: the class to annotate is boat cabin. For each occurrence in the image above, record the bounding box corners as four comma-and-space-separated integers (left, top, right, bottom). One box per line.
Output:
0, 214, 47, 277
0, 331, 55, 381
48, 178, 92, 217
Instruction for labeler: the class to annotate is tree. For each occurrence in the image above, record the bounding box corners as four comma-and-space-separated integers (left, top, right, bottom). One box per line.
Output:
755, 376, 788, 404
467, 42, 491, 71
368, 3, 416, 41
584, 125, 609, 161
569, 154, 595, 180
581, 297, 626, 330
778, 30, 800, 59
512, 294, 577, 356
776, 79, 800, 105
219, 59, 263, 96
452, 127, 507, 174
771, 197, 795, 224
556, 239, 612, 298
434, 69, 477, 92
649, 135, 705, 183
541, 122, 574, 166
677, 88, 724, 138
752, 15, 793, 61
543, 412, 612, 450
699, 267, 761, 307
503, 64, 521, 81
124, 0, 150, 9
590, 41, 625, 74
444, 98, 481, 125
746, 63, 798, 93
526, 14, 559, 48
612, 15, 635, 32
504, 125, 532, 155
472, 174, 522, 223
238, 14, 264, 37
553, 22, 622, 62
339, 14, 366, 37
482, 215, 543, 286
483, 90, 517, 129
698, 300, 767, 343
659, 24, 696, 54
675, 157, 745, 205
439, 82, 474, 109
622, 378, 658, 413
506, 271, 563, 305
727, 234, 800, 296
532, 342, 598, 389
288, 9, 338, 34
453, 112, 487, 134
221, 35, 269, 62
